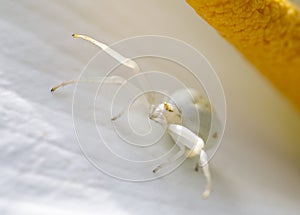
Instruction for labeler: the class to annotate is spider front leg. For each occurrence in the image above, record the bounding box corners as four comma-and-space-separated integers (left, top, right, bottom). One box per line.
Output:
50, 75, 126, 92
72, 34, 140, 74
68, 34, 153, 121
51, 34, 138, 92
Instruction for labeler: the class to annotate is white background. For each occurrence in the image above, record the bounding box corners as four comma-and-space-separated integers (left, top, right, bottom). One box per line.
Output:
1, 0, 300, 214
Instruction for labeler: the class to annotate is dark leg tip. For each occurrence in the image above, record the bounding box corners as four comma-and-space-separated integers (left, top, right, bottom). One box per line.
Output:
152, 166, 160, 174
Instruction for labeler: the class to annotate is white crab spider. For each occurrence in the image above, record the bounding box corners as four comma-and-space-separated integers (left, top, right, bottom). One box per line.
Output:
148, 88, 213, 198
51, 34, 218, 198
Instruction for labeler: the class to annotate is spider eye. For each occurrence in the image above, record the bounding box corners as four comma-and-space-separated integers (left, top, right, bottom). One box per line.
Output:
163, 102, 174, 112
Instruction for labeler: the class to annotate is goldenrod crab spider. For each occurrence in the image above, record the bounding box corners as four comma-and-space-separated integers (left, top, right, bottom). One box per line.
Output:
51, 34, 217, 198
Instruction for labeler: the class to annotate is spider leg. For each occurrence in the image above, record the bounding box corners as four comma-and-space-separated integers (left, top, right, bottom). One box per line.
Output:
199, 149, 211, 198
72, 34, 140, 74
73, 34, 156, 119
167, 124, 211, 198
55, 34, 155, 121
194, 162, 199, 172
73, 34, 155, 103
153, 141, 186, 173
111, 108, 127, 121
50, 76, 126, 92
